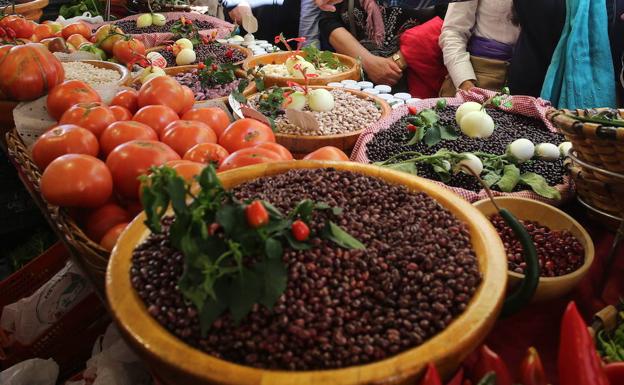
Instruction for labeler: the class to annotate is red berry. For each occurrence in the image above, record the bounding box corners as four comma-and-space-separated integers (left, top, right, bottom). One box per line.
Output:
407, 124, 418, 132
291, 220, 310, 241
408, 105, 418, 115
245, 200, 269, 228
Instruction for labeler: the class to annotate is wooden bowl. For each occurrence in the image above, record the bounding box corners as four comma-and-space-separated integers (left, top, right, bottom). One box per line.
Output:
77, 60, 131, 86
242, 51, 361, 87
473, 196, 594, 302
107, 160, 508, 385
127, 65, 256, 104
248, 86, 390, 158
2, 0, 48, 21
146, 44, 252, 66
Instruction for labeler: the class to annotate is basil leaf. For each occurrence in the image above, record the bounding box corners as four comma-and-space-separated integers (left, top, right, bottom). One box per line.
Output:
290, 199, 314, 221
519, 172, 561, 199
495, 164, 520, 192
432, 163, 451, 183
216, 203, 244, 234
324, 221, 366, 250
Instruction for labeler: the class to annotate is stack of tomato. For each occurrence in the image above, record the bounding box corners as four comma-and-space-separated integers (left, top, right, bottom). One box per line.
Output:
30, 74, 349, 251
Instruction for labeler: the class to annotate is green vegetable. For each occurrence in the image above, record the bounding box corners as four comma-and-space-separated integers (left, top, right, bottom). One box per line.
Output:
518, 172, 561, 200
197, 58, 237, 88
495, 164, 520, 192
405, 108, 458, 147
60, 0, 103, 18
597, 311, 624, 362
302, 45, 345, 70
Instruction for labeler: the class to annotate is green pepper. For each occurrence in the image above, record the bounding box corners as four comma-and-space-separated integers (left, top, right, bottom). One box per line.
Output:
476, 372, 497, 385
500, 208, 540, 317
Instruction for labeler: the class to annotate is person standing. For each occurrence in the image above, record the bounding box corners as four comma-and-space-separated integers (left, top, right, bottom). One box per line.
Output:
222, 0, 300, 42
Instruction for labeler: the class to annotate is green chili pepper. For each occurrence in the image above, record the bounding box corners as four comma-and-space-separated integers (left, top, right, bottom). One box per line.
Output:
500, 208, 540, 317
476, 372, 497, 385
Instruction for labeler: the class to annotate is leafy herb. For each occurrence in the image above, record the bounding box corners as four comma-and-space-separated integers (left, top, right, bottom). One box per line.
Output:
170, 16, 202, 45
597, 310, 624, 362
196, 58, 237, 88
301, 45, 345, 70
60, 0, 103, 18
141, 165, 364, 333
257, 86, 286, 120
405, 108, 458, 147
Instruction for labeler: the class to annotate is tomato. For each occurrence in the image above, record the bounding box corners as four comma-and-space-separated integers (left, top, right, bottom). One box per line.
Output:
32, 124, 99, 170
254, 142, 293, 160
66, 33, 89, 49
218, 147, 282, 172
100, 121, 157, 157
110, 89, 138, 113
43, 21, 63, 36
112, 38, 146, 65
183, 143, 229, 166
137, 76, 187, 114
303, 146, 350, 161
33, 24, 55, 41
41, 154, 112, 207
181, 107, 231, 138
62, 22, 91, 39
100, 222, 129, 251
2, 16, 35, 38
218, 118, 275, 153
133, 105, 179, 137
181, 85, 195, 115
291, 220, 310, 241
161, 120, 217, 157
94, 24, 124, 53
164, 160, 206, 181
84, 203, 129, 242
106, 140, 180, 199
59, 102, 116, 138
245, 200, 269, 228
0, 43, 65, 101
47, 80, 101, 120
110, 105, 133, 121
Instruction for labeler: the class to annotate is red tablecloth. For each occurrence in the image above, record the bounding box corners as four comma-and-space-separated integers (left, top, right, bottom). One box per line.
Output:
485, 204, 624, 383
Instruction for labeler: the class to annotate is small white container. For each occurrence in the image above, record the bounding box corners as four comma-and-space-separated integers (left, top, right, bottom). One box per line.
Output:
394, 92, 412, 101
363, 88, 380, 95
341, 79, 358, 85
358, 81, 374, 89
344, 84, 362, 91
327, 82, 344, 88
255, 40, 268, 45
374, 84, 392, 93
406, 98, 422, 105
377, 93, 394, 101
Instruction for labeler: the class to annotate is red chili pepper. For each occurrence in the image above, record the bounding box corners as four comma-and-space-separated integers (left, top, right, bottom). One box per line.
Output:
211, 63, 218, 71
291, 220, 310, 241
197, 62, 206, 70
559, 302, 610, 385
225, 48, 234, 59
447, 368, 464, 385
604, 362, 624, 384
419, 363, 442, 385
407, 124, 418, 132
468, 345, 513, 385
408, 105, 418, 115
520, 347, 548, 385
208, 222, 220, 235
245, 200, 269, 228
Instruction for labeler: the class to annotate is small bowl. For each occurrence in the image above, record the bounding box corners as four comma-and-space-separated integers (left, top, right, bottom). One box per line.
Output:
80, 60, 131, 86
473, 197, 594, 302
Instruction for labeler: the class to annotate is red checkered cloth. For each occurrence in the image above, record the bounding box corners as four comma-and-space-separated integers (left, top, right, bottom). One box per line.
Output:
89, 12, 235, 49
350, 87, 573, 205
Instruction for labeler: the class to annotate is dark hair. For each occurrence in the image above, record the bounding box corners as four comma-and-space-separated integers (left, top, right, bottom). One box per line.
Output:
511, 0, 520, 26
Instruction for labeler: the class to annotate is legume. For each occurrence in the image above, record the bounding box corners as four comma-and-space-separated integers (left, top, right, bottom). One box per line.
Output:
174, 69, 241, 101
108, 19, 216, 35
62, 61, 121, 87
156, 43, 246, 67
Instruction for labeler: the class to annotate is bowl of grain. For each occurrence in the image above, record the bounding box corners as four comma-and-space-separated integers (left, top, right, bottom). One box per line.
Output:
62, 60, 130, 88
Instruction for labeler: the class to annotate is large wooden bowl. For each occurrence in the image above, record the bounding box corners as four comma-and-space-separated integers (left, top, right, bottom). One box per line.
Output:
248, 86, 390, 158
146, 44, 251, 66
242, 51, 361, 87
107, 161, 508, 385
473, 196, 594, 302
2, 0, 49, 21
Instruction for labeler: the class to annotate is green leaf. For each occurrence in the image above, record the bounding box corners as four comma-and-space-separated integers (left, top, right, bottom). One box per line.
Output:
503, 101, 513, 108
227, 268, 262, 323
262, 201, 284, 217
216, 203, 245, 234
331, 207, 343, 216
255, 258, 287, 308
519, 172, 561, 199
199, 297, 226, 336
291, 199, 314, 221
423, 125, 442, 147
264, 238, 283, 260
254, 77, 266, 92
482, 170, 502, 187
419, 109, 439, 125
491, 97, 501, 107
495, 164, 520, 192
166, 175, 188, 215
432, 163, 451, 183
323, 221, 366, 249
285, 232, 312, 250
438, 124, 459, 140
385, 162, 418, 175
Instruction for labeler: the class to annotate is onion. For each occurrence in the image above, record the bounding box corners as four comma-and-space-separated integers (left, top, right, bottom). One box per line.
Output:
459, 110, 495, 138
136, 13, 153, 28
151, 13, 166, 26
307, 89, 334, 112
559, 142, 572, 157
140, 66, 166, 83
455, 101, 482, 125
176, 48, 196, 66
457, 153, 483, 175
175, 38, 194, 50
535, 143, 560, 161
283, 91, 306, 111
507, 138, 535, 163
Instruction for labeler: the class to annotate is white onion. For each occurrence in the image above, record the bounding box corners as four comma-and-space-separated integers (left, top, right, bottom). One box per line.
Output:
140, 66, 165, 83
457, 153, 483, 175
283, 91, 306, 111
136, 14, 153, 28
307, 89, 334, 112
455, 101, 482, 125
151, 13, 166, 26
535, 143, 560, 161
508, 138, 535, 163
459, 110, 495, 138
559, 142, 573, 157
176, 48, 196, 66
175, 38, 194, 50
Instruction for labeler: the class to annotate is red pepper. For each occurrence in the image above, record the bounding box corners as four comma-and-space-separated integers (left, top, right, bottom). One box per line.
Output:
559, 301, 610, 385
197, 62, 206, 70
520, 347, 548, 385
408, 105, 418, 115
245, 200, 269, 228
468, 345, 513, 385
291, 220, 310, 241
407, 124, 418, 132
447, 368, 464, 385
420, 363, 442, 385
604, 363, 624, 385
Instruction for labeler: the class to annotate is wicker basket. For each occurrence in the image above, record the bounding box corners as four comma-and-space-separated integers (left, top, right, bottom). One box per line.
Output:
5, 129, 110, 294
1, 0, 49, 22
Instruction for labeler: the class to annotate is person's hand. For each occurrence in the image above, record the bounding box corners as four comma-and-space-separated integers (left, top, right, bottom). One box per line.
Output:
362, 54, 402, 86
228, 1, 252, 24
315, 0, 343, 12
459, 80, 476, 91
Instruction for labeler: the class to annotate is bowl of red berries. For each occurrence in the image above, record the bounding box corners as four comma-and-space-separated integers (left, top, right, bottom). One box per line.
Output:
474, 196, 594, 302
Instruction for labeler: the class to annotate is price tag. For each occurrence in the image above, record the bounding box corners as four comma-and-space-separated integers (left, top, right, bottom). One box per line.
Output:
242, 14, 258, 34
146, 52, 167, 69
285, 109, 320, 132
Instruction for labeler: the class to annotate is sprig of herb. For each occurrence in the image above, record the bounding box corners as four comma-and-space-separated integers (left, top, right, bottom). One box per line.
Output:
301, 45, 345, 70
196, 58, 237, 88
405, 101, 457, 147
170, 16, 202, 45
597, 310, 624, 362
141, 165, 364, 333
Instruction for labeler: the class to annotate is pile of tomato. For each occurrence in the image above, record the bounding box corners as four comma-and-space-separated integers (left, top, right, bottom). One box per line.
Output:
32, 74, 349, 251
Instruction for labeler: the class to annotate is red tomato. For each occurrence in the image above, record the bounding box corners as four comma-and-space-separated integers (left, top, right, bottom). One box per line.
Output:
94, 24, 123, 54
164, 160, 206, 181
183, 143, 229, 166
218, 118, 275, 153
110, 105, 133, 121
32, 124, 99, 170
100, 222, 129, 251
137, 76, 187, 114
112, 38, 145, 65
62, 22, 91, 39
245, 200, 269, 228
59, 102, 116, 138
47, 80, 101, 120
33, 24, 55, 41
66, 33, 88, 49
110, 89, 139, 113
218, 147, 282, 172
41, 154, 112, 207
161, 120, 217, 156
99, 121, 157, 157
2, 16, 35, 38
84, 203, 129, 242
106, 140, 180, 199
181, 85, 195, 115
303, 146, 350, 161
181, 107, 231, 138
133, 105, 179, 137
254, 142, 293, 160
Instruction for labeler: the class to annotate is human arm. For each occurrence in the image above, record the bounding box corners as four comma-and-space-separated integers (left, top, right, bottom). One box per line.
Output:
439, 0, 478, 89
314, 0, 344, 12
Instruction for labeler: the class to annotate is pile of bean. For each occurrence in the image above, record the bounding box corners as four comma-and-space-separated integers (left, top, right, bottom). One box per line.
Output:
131, 169, 481, 370
156, 43, 246, 67
489, 214, 584, 277
366, 106, 566, 192
110, 19, 216, 35
174, 69, 241, 100
249, 89, 381, 136
62, 61, 121, 87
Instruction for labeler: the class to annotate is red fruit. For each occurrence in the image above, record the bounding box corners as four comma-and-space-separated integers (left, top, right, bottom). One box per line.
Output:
84, 203, 129, 242
291, 220, 310, 241
408, 105, 418, 115
245, 200, 269, 228
100, 222, 129, 251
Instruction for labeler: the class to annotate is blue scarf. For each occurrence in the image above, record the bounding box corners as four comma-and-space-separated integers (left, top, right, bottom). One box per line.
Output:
541, 0, 617, 109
